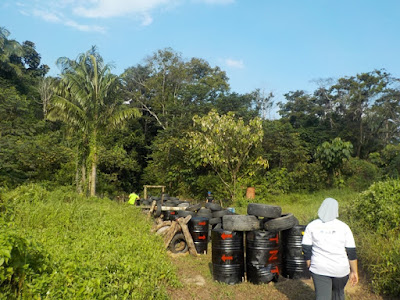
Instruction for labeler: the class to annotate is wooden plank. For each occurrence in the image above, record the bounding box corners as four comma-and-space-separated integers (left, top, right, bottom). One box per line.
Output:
164, 222, 181, 248
141, 205, 188, 211
177, 216, 197, 256
152, 220, 172, 232
148, 200, 157, 217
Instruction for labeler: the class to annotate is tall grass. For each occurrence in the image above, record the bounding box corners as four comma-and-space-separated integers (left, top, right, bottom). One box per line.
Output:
0, 184, 179, 299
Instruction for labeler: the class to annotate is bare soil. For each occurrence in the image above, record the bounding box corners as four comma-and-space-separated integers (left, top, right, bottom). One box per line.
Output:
166, 244, 389, 300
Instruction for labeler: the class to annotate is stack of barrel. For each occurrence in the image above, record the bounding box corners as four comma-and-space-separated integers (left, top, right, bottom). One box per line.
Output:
210, 203, 310, 284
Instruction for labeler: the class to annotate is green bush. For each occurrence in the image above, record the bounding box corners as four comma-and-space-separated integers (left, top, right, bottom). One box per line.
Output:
0, 221, 52, 298
342, 157, 381, 191
0, 184, 179, 299
352, 180, 400, 235
350, 180, 400, 297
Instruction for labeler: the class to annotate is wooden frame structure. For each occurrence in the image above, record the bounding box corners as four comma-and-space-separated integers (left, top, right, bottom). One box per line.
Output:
143, 185, 166, 200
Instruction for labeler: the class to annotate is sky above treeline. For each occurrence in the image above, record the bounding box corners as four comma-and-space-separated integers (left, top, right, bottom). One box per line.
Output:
1, 0, 400, 110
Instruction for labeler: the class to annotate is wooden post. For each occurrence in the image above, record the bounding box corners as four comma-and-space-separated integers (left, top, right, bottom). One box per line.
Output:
152, 220, 172, 232
177, 216, 197, 256
148, 200, 156, 217
164, 222, 181, 248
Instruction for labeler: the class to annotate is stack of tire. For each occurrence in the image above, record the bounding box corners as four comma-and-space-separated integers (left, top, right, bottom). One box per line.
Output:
213, 203, 299, 285
181, 202, 235, 254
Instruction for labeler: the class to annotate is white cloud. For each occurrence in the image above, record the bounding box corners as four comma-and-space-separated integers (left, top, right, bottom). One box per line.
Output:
73, 0, 171, 18
140, 13, 154, 26
225, 58, 244, 69
17, 0, 234, 32
33, 9, 62, 23
32, 8, 106, 33
64, 20, 106, 33
193, 0, 234, 4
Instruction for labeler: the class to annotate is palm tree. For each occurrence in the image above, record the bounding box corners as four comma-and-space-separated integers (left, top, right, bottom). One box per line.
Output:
0, 27, 23, 75
47, 47, 141, 196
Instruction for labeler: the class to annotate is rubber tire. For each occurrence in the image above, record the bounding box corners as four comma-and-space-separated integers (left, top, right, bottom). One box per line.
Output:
263, 213, 298, 232
168, 233, 188, 253
212, 209, 231, 218
209, 217, 222, 225
222, 215, 261, 231
154, 200, 162, 218
205, 202, 222, 211
196, 208, 212, 219
177, 210, 195, 217
247, 203, 282, 218
186, 203, 202, 212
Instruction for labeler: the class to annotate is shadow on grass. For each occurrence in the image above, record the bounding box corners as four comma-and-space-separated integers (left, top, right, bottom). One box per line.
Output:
274, 276, 315, 300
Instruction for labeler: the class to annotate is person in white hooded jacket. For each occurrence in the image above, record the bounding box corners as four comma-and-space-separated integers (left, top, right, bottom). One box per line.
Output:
302, 198, 358, 300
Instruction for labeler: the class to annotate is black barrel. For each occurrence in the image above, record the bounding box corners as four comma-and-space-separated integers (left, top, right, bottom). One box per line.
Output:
281, 225, 310, 279
246, 230, 280, 284
188, 217, 209, 254
163, 210, 178, 221
211, 228, 244, 284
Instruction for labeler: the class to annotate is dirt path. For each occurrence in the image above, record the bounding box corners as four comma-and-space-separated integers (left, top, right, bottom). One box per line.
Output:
166, 246, 387, 300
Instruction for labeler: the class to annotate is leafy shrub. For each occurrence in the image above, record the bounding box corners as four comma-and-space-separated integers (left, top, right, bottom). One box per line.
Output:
353, 229, 400, 296
0, 184, 179, 299
352, 180, 400, 235
289, 162, 327, 192
342, 157, 381, 191
0, 221, 53, 298
350, 180, 400, 297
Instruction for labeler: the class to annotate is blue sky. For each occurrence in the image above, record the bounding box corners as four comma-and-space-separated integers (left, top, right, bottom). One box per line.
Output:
1, 0, 400, 110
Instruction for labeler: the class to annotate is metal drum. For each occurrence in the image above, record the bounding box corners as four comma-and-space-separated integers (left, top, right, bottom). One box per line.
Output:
246, 230, 280, 284
188, 217, 209, 254
211, 228, 244, 284
281, 225, 311, 279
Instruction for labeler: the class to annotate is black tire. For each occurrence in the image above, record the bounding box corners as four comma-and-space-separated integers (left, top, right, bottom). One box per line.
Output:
222, 215, 261, 231
212, 209, 231, 218
205, 202, 222, 211
186, 203, 202, 212
209, 217, 222, 225
177, 210, 195, 217
196, 208, 212, 219
169, 233, 188, 253
263, 213, 298, 232
213, 222, 222, 230
247, 203, 282, 218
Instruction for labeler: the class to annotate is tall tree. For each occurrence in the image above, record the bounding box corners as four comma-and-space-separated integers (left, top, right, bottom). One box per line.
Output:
122, 48, 230, 130
331, 70, 391, 157
189, 110, 268, 200
48, 47, 140, 196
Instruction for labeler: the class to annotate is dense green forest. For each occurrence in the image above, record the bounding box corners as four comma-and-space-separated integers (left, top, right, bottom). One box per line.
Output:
1, 27, 400, 200
1, 27, 400, 298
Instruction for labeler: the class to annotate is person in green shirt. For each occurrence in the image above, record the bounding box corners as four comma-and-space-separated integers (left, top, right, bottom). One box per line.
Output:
128, 192, 140, 205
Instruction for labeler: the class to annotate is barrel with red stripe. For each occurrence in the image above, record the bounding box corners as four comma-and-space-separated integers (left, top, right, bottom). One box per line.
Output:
188, 217, 209, 254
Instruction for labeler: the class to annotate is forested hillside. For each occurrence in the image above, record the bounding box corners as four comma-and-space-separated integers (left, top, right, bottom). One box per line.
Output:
1, 27, 400, 298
